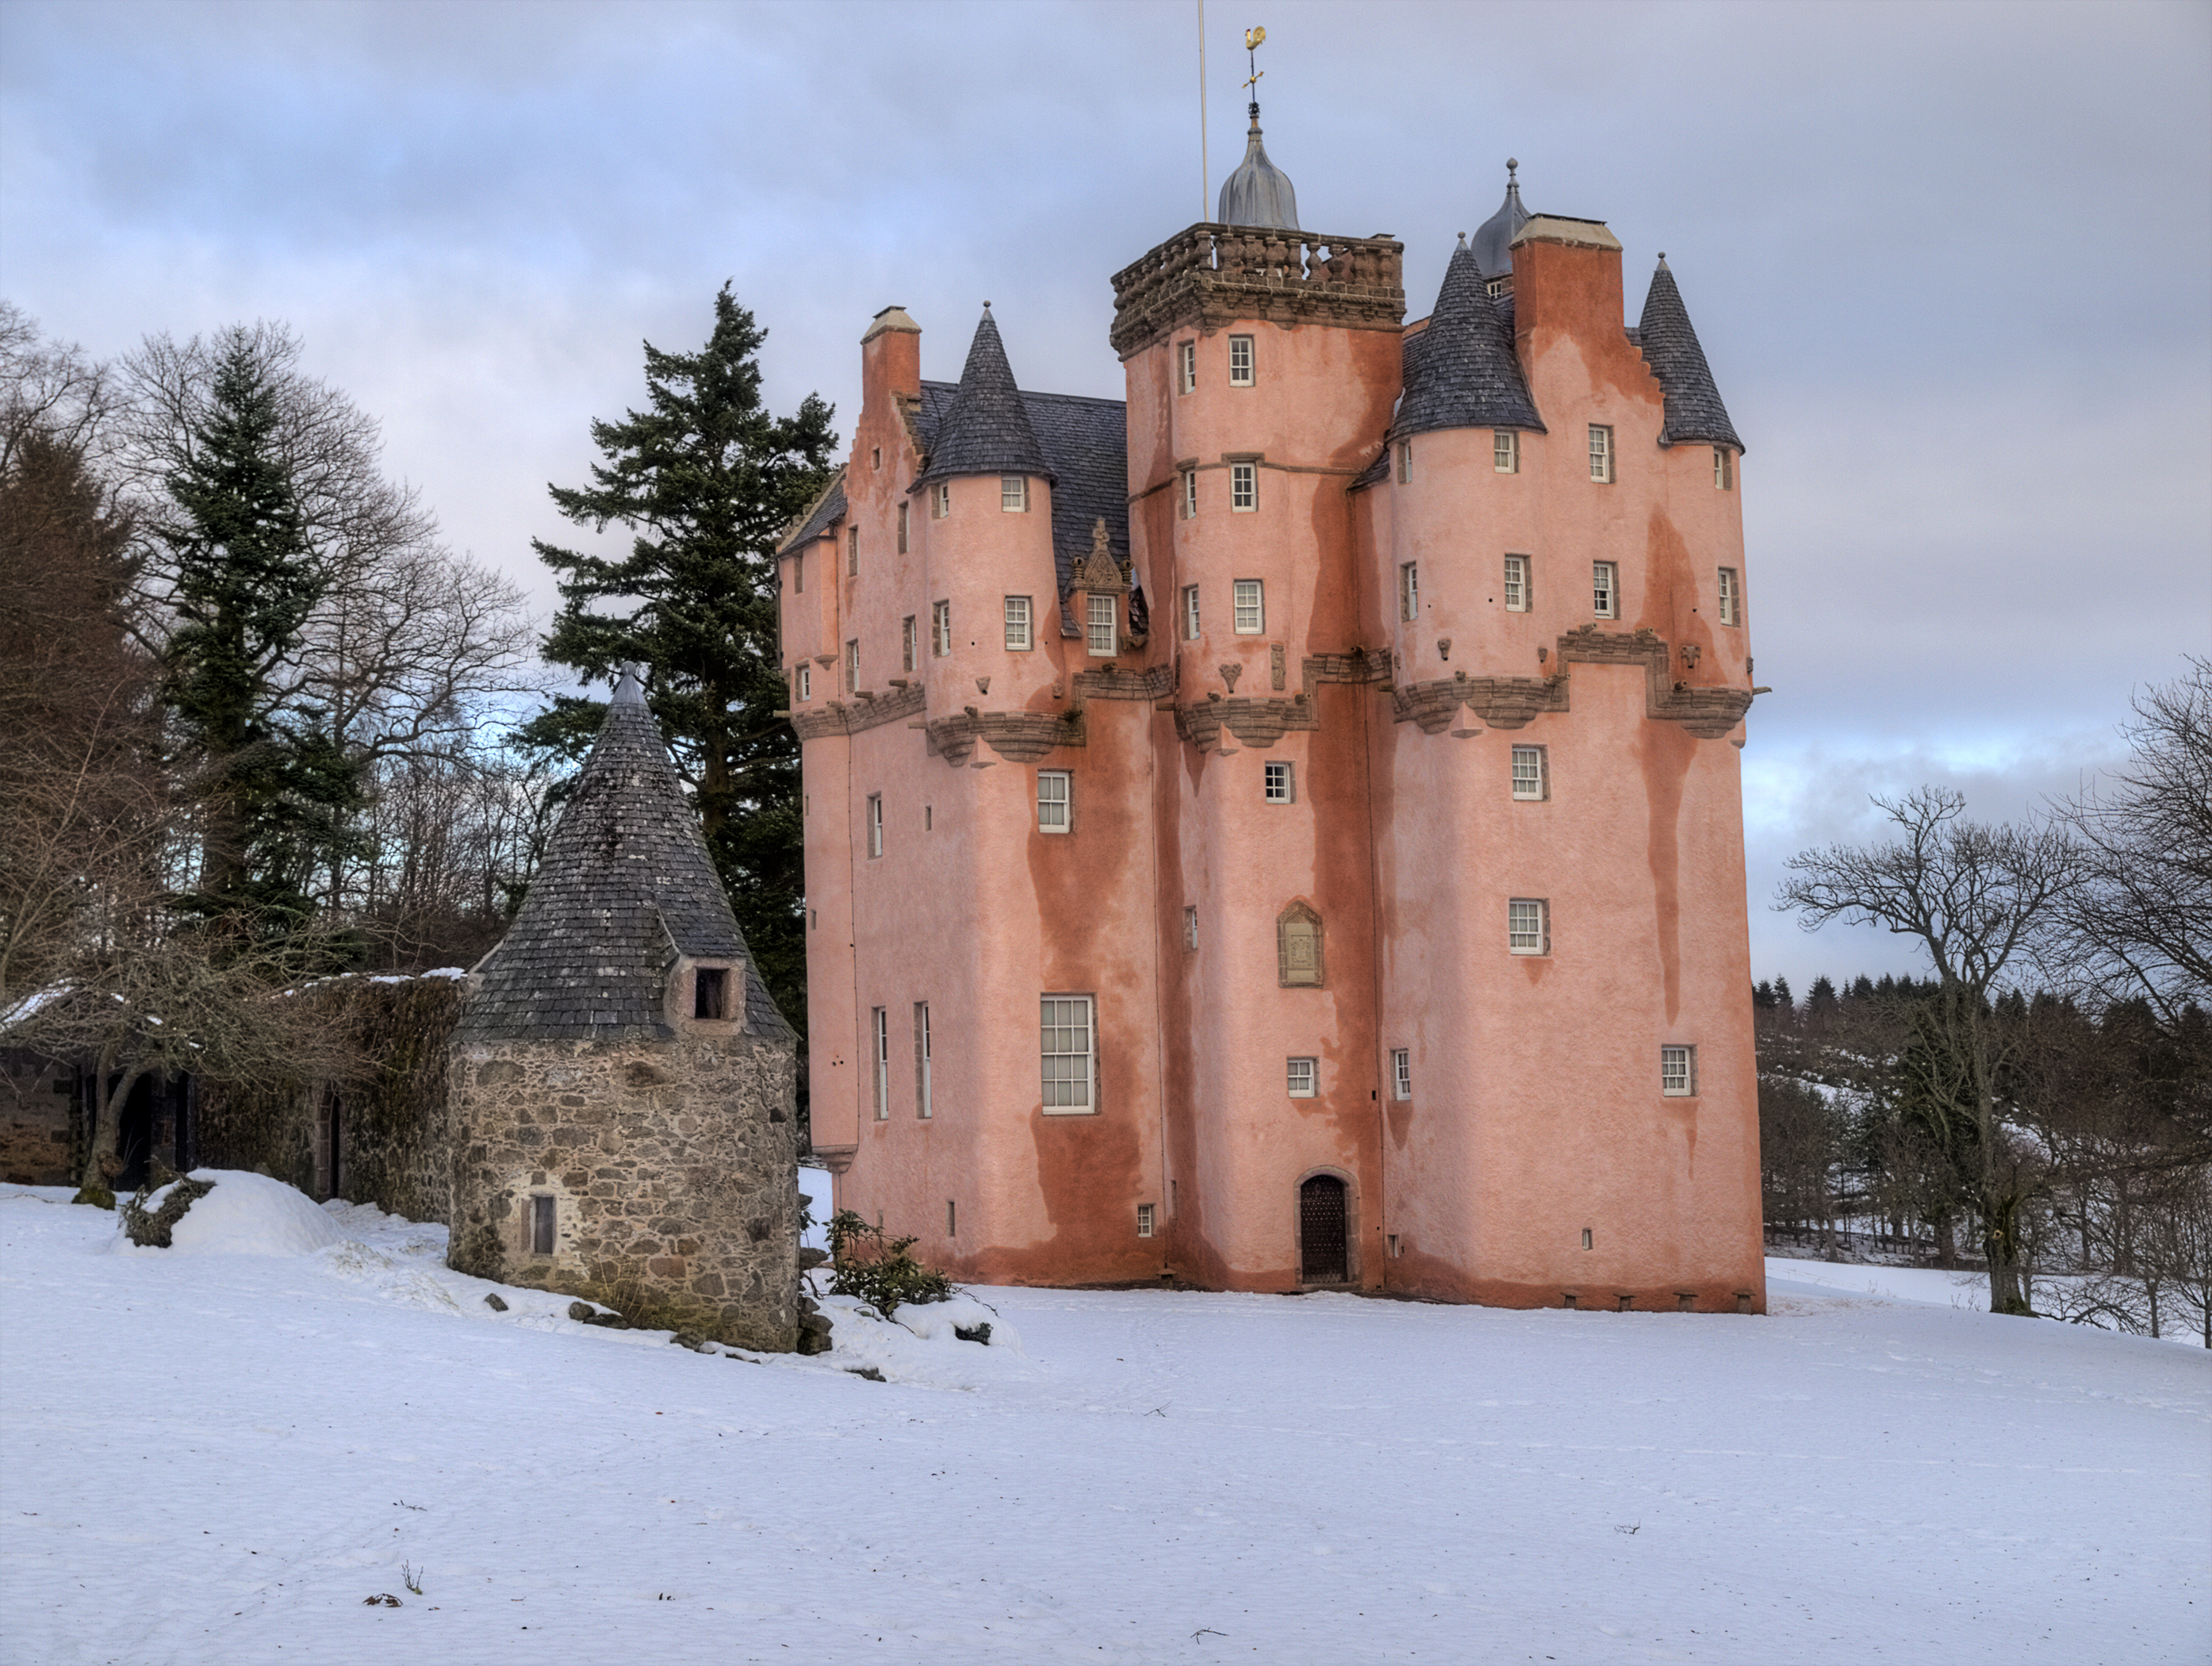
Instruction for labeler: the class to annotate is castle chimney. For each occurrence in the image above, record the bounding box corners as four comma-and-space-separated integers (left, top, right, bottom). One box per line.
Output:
861, 305, 921, 413
1507, 214, 1626, 355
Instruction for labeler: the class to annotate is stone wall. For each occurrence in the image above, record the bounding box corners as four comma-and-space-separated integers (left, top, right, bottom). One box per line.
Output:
1, 1052, 78, 1185
445, 1031, 800, 1352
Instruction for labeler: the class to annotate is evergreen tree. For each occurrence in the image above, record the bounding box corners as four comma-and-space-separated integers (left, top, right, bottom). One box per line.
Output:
519, 286, 836, 1033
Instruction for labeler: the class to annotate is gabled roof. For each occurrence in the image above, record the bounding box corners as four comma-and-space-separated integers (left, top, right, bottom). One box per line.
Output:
458, 674, 788, 1043
775, 466, 846, 558
1387, 237, 1545, 442
913, 309, 1053, 487
1636, 258, 1743, 453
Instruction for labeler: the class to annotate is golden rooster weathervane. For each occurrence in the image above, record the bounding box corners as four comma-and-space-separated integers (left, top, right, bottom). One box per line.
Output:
1243, 25, 1266, 98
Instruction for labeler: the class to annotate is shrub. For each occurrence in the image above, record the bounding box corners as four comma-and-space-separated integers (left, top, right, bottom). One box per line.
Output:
825, 1209, 954, 1317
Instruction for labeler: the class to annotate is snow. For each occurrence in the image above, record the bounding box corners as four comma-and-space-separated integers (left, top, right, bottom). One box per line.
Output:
2, 1184, 2205, 1664
117, 1169, 346, 1257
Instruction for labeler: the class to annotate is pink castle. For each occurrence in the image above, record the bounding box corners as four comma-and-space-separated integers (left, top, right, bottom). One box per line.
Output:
778, 127, 1766, 1313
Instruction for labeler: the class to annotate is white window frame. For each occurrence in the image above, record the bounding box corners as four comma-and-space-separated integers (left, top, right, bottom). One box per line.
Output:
1503, 555, 1530, 613
1263, 760, 1294, 804
1588, 424, 1614, 484
866, 793, 884, 858
1286, 1057, 1317, 1099
1001, 474, 1029, 512
1662, 1045, 1696, 1097
901, 615, 917, 673
914, 1002, 933, 1119
1717, 567, 1741, 627
1179, 468, 1198, 520
1181, 585, 1201, 639
1494, 429, 1519, 474
872, 1007, 889, 1120
931, 482, 950, 519
932, 600, 952, 657
1713, 446, 1733, 490
1510, 744, 1547, 801
1086, 593, 1117, 657
1004, 594, 1033, 651
1509, 897, 1550, 955
1391, 1048, 1412, 1101
1233, 579, 1264, 634
1041, 994, 1095, 1114
797, 664, 811, 702
1593, 561, 1618, 620
1399, 562, 1419, 623
1228, 334, 1255, 386
1183, 905, 1198, 950
1176, 341, 1196, 395
1229, 462, 1257, 512
1037, 770, 1071, 833
1395, 441, 1412, 485
844, 638, 859, 693
1137, 1202, 1156, 1238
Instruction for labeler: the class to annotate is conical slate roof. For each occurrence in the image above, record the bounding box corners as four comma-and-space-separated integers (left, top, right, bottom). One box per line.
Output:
913, 308, 1053, 487
1470, 160, 1530, 281
1390, 236, 1545, 440
1217, 105, 1300, 231
1636, 257, 1743, 452
456, 670, 788, 1042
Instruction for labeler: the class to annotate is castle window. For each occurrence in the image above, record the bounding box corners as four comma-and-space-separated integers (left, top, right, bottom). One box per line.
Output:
1277, 901, 1323, 987
1582, 1227, 1593, 1250
1233, 579, 1264, 633
947, 1200, 956, 1236
1509, 897, 1550, 954
1137, 1202, 1156, 1238
1662, 1045, 1697, 1096
797, 665, 811, 702
1399, 562, 1419, 623
932, 601, 952, 657
872, 1008, 889, 1119
1718, 567, 1742, 626
1228, 334, 1255, 386
1041, 995, 1095, 1113
872, 446, 881, 471
932, 482, 949, 519
1593, 561, 1618, 620
1286, 1057, 1317, 1098
1180, 468, 1198, 519
848, 525, 860, 574
1503, 555, 1530, 612
902, 616, 918, 672
845, 639, 859, 693
1230, 462, 1257, 512
694, 967, 728, 1020
1183, 905, 1198, 950
1494, 430, 1519, 474
1181, 585, 1201, 639
1713, 446, 1734, 490
897, 500, 910, 551
914, 1003, 932, 1119
1087, 593, 1118, 657
1001, 475, 1029, 512
1004, 595, 1033, 650
792, 551, 804, 593
1037, 770, 1071, 833
1588, 424, 1614, 483
1391, 1049, 1412, 1100
1511, 745, 1547, 800
1396, 442, 1413, 485
866, 794, 884, 858
1263, 760, 1294, 804
531, 1195, 555, 1256
1177, 340, 1196, 394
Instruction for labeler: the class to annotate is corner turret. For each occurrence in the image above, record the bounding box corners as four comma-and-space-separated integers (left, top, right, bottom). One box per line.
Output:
1635, 257, 1743, 452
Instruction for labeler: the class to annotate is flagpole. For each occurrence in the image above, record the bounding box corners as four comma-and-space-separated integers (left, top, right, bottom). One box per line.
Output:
1198, 0, 1208, 221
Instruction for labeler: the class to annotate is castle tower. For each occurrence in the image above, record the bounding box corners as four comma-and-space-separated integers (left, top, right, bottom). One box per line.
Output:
446, 670, 802, 1348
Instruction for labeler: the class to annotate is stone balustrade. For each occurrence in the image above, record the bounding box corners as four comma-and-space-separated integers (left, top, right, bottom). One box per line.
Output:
1109, 225, 1406, 356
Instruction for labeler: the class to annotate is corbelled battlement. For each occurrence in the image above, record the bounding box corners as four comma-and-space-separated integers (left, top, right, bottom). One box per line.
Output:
1108, 224, 1405, 357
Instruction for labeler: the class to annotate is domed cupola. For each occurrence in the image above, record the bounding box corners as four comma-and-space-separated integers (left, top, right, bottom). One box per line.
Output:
1217, 102, 1300, 231
1470, 158, 1531, 287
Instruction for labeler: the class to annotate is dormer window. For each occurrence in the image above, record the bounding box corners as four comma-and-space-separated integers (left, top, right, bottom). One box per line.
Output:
1001, 475, 1029, 512
694, 967, 728, 1020
1087, 594, 1118, 657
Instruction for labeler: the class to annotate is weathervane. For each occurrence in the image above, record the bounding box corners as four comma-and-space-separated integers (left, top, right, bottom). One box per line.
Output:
1243, 24, 1266, 102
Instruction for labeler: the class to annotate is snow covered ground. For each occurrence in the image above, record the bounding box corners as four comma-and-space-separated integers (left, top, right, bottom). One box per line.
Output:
2, 1177, 2205, 1665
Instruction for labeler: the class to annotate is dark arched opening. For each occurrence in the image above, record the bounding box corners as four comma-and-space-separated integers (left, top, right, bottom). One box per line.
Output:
1299, 1174, 1348, 1283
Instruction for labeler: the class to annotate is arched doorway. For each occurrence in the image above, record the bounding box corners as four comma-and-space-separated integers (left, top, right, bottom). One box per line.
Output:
1299, 1174, 1348, 1284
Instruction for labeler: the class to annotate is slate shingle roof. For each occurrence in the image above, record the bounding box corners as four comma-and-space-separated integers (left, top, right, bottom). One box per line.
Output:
775, 466, 846, 559
914, 310, 1053, 488
1635, 259, 1743, 453
1390, 239, 1545, 441
458, 681, 788, 1043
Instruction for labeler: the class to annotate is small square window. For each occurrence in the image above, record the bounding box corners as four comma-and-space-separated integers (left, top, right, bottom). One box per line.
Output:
1588, 424, 1614, 483
1087, 593, 1117, 657
1399, 562, 1419, 623
1395, 441, 1413, 485
1263, 760, 1294, 804
1494, 430, 1519, 474
531, 1194, 556, 1256
1593, 562, 1618, 620
1228, 334, 1255, 386
1041, 994, 1095, 1113
1391, 1049, 1411, 1101
797, 664, 811, 702
1233, 579, 1263, 634
866, 794, 884, 858
1183, 905, 1198, 950
1713, 446, 1733, 490
1511, 745, 1546, 800
1181, 585, 1201, 639
1037, 770, 1071, 833
1230, 461, 1257, 512
872, 1007, 889, 1120
844, 638, 859, 693
847, 525, 860, 575
901, 616, 917, 673
1509, 897, 1549, 954
1286, 1057, 1317, 1098
1004, 594, 1033, 650
1176, 341, 1196, 395
1137, 1201, 1156, 1238
932, 482, 949, 519
932, 601, 952, 657
1001, 475, 1028, 512
897, 501, 909, 552
1662, 1046, 1696, 1096
1503, 555, 1530, 613
1717, 567, 1741, 627
1180, 468, 1198, 520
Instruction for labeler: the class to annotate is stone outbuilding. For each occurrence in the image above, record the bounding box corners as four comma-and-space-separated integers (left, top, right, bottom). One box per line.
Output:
447, 670, 801, 1349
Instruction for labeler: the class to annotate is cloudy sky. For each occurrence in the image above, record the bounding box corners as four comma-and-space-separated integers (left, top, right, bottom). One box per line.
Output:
5, 0, 2206, 988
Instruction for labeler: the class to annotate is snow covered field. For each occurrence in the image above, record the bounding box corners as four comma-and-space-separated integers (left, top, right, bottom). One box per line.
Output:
2, 1179, 2205, 1665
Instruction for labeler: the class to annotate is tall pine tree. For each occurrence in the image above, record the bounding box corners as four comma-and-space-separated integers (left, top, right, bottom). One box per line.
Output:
520, 286, 835, 1033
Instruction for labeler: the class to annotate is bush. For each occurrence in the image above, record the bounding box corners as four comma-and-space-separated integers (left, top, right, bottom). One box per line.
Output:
121, 1175, 214, 1247
825, 1210, 954, 1317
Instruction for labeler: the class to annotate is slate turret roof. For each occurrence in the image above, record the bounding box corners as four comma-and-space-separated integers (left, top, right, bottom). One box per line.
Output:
1217, 104, 1301, 232
1636, 257, 1744, 453
913, 308, 1053, 488
457, 670, 788, 1043
1390, 236, 1546, 441
1470, 159, 1531, 282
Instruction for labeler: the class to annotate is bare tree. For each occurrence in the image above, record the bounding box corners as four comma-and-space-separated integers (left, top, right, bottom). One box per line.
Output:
0, 301, 115, 475
1777, 788, 2082, 1313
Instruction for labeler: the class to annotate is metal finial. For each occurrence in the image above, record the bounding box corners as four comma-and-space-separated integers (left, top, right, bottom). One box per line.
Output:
983, 299, 992, 311
1506, 157, 1518, 178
